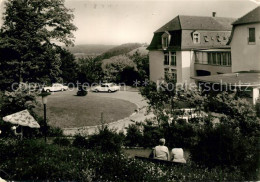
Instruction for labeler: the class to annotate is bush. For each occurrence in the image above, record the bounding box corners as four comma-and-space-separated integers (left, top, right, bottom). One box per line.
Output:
124, 124, 143, 147
164, 120, 198, 149
256, 99, 260, 117
86, 126, 125, 154
141, 124, 164, 148
190, 121, 259, 179
72, 134, 88, 148
53, 137, 71, 146
0, 139, 248, 181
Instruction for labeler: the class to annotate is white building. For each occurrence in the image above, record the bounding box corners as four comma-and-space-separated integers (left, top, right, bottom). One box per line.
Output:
147, 14, 235, 84
193, 6, 260, 104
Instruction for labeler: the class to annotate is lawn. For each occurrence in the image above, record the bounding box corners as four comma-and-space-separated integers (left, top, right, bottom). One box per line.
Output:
35, 90, 137, 128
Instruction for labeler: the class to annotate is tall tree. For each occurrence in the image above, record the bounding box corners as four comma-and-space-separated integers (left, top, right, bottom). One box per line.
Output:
0, 0, 77, 89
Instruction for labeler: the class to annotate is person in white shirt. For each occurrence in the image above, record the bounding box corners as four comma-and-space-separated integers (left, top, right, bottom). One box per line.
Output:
153, 138, 169, 161
171, 148, 186, 163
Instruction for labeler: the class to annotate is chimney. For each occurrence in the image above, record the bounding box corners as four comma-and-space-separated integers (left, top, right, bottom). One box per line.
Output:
212, 12, 216, 17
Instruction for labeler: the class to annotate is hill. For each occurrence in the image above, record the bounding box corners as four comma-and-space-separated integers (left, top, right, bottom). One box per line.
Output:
127, 46, 149, 56
68, 44, 117, 58
96, 43, 143, 61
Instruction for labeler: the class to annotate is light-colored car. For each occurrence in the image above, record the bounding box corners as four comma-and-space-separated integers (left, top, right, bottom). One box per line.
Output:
92, 83, 120, 93
43, 83, 68, 92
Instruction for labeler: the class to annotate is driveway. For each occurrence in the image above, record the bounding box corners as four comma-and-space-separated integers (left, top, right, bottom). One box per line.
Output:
63, 90, 154, 136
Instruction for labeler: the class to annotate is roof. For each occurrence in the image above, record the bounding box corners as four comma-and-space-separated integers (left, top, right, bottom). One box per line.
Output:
192, 73, 260, 87
155, 15, 235, 33
232, 6, 260, 25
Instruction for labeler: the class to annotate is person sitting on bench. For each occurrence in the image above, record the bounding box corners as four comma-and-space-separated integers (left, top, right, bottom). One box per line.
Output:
171, 148, 186, 163
152, 138, 169, 161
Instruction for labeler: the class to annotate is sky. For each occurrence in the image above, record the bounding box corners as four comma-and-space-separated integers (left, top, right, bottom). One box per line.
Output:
0, 0, 260, 45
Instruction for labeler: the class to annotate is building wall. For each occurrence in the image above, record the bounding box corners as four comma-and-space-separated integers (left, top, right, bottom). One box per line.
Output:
149, 51, 164, 82
177, 51, 195, 84
231, 23, 260, 72
194, 64, 232, 75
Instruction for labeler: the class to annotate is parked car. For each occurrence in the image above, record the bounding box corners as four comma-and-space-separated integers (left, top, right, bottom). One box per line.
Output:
92, 83, 120, 93
42, 83, 68, 92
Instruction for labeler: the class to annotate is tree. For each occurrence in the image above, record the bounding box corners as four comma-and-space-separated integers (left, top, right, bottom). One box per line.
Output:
101, 55, 137, 83
130, 50, 149, 80
59, 48, 79, 84
78, 57, 103, 84
0, 0, 77, 89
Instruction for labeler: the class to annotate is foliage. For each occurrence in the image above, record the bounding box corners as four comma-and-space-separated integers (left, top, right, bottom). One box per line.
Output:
0, 139, 249, 181
0, 0, 77, 88
140, 80, 178, 126
124, 124, 143, 147
255, 98, 260, 117
53, 137, 71, 146
129, 50, 150, 80
95, 43, 142, 61
101, 55, 138, 83
140, 83, 259, 178
59, 48, 79, 84
86, 126, 125, 154
78, 56, 103, 84
0, 83, 37, 116
190, 118, 259, 179
72, 134, 88, 148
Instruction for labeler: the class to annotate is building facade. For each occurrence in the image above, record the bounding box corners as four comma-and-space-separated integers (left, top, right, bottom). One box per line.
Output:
148, 14, 235, 84
193, 6, 260, 104
228, 6, 260, 73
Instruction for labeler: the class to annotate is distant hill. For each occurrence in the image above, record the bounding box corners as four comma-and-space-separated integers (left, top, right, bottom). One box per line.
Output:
127, 46, 149, 56
68, 44, 117, 59
96, 43, 143, 61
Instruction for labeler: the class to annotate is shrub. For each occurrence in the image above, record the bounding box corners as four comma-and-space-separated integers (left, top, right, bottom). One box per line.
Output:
142, 124, 164, 148
164, 120, 198, 149
86, 126, 125, 154
256, 98, 260, 117
0, 139, 248, 181
190, 120, 259, 179
72, 134, 88, 148
53, 137, 71, 146
124, 124, 143, 147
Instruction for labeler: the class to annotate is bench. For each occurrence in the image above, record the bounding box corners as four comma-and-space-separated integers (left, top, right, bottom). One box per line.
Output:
135, 156, 185, 166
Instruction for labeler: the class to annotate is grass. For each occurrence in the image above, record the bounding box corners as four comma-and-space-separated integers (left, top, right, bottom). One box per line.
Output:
35, 90, 137, 128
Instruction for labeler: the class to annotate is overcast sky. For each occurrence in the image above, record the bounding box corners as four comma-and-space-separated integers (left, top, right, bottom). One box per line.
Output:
1, 0, 259, 45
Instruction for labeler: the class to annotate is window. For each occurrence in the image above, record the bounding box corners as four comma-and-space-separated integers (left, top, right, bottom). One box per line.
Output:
207, 52, 231, 66
170, 52, 176, 66
164, 53, 169, 65
222, 53, 227, 66
162, 32, 170, 49
249, 28, 255, 43
212, 53, 217, 65
204, 36, 209, 42
163, 37, 168, 48
171, 69, 177, 81
193, 32, 200, 44
217, 53, 221, 65
165, 68, 177, 80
